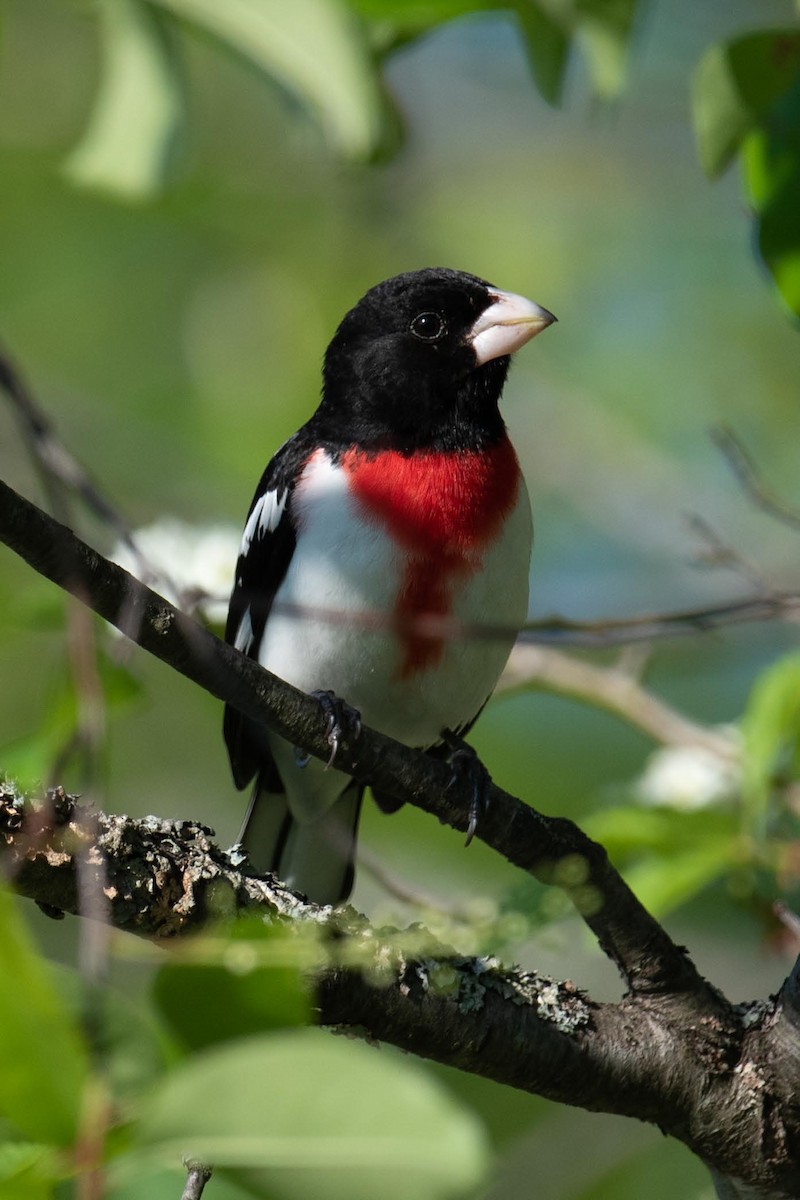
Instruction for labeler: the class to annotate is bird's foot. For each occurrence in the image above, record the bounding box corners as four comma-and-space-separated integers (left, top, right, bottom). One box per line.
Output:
442, 731, 491, 846
311, 689, 362, 769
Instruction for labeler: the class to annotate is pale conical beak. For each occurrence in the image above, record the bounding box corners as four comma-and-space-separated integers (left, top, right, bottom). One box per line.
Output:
469, 289, 557, 366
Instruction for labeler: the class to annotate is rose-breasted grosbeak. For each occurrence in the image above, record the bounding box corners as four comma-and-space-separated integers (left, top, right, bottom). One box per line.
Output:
224, 267, 555, 904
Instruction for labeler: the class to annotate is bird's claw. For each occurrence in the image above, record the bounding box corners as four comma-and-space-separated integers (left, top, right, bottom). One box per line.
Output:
311, 690, 362, 769
445, 738, 491, 846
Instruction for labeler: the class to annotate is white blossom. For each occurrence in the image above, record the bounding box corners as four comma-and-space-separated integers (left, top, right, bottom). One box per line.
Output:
636, 733, 741, 811
111, 518, 240, 626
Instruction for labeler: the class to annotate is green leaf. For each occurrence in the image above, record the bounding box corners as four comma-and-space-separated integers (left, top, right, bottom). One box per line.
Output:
350, 0, 635, 104
0, 1142, 62, 1200
742, 651, 800, 837
586, 806, 737, 916
622, 839, 733, 917
692, 30, 800, 316
153, 918, 313, 1051
515, 3, 571, 106
134, 1031, 489, 1200
1, 733, 61, 793
586, 804, 735, 857
2, 584, 66, 633
1, 646, 143, 789
572, 0, 639, 99
0, 887, 90, 1145
51, 967, 176, 1110
742, 88, 800, 317
151, 0, 385, 160
692, 31, 800, 178
65, 0, 185, 200
349, 0, 493, 19
348, 0, 501, 50
747, 162, 800, 317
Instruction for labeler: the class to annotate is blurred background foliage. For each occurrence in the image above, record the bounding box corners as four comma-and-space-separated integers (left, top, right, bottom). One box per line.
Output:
0, 0, 799, 1197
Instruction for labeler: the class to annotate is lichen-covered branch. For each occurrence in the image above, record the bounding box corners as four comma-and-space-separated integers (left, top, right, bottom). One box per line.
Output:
3, 471, 800, 1195
2, 786, 799, 1198
0, 475, 715, 1003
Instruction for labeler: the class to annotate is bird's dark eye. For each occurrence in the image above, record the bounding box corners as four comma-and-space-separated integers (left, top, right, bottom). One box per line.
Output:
410, 311, 445, 342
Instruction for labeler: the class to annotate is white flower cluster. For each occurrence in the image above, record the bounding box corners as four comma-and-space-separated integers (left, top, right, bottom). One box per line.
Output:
111, 518, 240, 626
636, 733, 741, 812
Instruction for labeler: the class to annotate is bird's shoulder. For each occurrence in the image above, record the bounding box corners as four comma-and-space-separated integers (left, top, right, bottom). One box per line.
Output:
224, 428, 318, 651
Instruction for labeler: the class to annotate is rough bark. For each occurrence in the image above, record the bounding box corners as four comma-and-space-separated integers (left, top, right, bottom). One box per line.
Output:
2, 786, 800, 1198
2, 479, 800, 1198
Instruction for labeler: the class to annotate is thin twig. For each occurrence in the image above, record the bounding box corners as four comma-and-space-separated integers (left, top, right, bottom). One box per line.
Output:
184, 589, 796, 651
0, 345, 112, 790
0, 346, 139, 548
520, 591, 800, 647
103, 582, 800, 650
181, 1164, 212, 1200
498, 644, 739, 761
0, 345, 187, 611
712, 424, 800, 533
685, 511, 772, 595
356, 839, 486, 922
774, 902, 800, 941
0, 348, 117, 1182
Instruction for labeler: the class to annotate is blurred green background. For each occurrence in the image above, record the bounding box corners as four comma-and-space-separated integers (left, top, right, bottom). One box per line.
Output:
1, 1, 799, 1197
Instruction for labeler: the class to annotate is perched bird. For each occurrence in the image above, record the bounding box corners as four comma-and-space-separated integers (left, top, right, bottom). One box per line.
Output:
224, 267, 555, 904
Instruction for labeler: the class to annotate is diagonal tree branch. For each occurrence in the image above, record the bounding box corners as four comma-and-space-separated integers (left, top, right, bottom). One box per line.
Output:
4, 480, 800, 1196
2, 786, 797, 1197
0, 473, 717, 1004
1, 351, 798, 1196
0, 787, 680, 1123
0, 346, 137, 550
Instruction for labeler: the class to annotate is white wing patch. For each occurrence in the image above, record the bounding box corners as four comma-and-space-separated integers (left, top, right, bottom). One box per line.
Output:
241, 489, 287, 556
234, 605, 255, 654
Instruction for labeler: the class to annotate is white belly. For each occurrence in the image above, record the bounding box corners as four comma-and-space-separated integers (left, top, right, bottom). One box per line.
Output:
259, 450, 532, 751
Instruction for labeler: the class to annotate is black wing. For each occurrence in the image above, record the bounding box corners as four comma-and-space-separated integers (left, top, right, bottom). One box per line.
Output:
223, 430, 314, 790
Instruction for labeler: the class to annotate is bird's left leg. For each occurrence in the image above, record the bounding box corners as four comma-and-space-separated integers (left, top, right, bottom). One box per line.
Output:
309, 690, 362, 769
440, 730, 492, 846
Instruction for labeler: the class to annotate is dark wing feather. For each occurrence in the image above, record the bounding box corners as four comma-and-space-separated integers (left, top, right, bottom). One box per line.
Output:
223, 431, 313, 790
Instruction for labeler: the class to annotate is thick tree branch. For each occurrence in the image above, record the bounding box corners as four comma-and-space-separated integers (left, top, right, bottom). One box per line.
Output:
2, 788, 798, 1197
3, 482, 800, 1195
0, 475, 719, 1002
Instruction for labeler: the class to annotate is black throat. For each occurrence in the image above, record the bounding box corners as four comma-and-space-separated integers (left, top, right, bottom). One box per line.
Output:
315, 353, 511, 455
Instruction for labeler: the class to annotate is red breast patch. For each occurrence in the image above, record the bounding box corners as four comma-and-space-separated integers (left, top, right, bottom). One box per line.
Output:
342, 437, 520, 678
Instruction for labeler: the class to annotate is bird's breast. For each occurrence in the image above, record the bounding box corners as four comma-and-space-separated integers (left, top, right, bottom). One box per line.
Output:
265, 444, 530, 745
341, 438, 523, 678
340, 437, 521, 558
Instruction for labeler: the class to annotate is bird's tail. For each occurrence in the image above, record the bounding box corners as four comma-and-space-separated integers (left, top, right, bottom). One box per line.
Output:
238, 776, 364, 906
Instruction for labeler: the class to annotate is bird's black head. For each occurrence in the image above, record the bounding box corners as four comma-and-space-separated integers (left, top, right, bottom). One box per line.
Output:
315, 267, 555, 454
